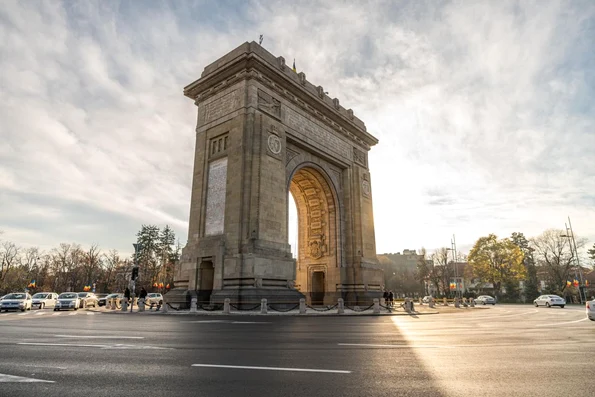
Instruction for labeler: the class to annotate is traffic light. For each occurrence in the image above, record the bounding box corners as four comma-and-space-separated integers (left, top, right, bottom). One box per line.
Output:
131, 266, 139, 280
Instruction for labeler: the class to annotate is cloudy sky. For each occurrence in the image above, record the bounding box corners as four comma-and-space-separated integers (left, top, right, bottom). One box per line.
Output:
1, 0, 594, 258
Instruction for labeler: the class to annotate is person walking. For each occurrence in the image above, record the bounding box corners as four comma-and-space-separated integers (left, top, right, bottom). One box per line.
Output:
383, 290, 389, 306
139, 287, 148, 309
124, 287, 131, 304
388, 290, 394, 308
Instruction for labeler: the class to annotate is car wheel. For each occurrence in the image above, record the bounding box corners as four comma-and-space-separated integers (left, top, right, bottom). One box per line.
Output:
560, 305, 565, 308
40, 303, 44, 310
590, 318, 595, 321
21, 308, 25, 312
74, 306, 78, 311
546, 302, 551, 307
482, 302, 486, 305
54, 308, 57, 311
534, 302, 538, 307
159, 300, 163, 306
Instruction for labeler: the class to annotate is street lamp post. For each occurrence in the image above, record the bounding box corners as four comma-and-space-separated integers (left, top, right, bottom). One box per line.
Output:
561, 217, 585, 304
446, 235, 459, 298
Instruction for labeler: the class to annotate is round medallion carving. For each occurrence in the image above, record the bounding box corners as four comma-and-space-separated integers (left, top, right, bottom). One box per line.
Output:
362, 180, 371, 196
268, 134, 282, 154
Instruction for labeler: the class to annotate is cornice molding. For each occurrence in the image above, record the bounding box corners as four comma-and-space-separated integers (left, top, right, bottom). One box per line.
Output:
184, 43, 378, 148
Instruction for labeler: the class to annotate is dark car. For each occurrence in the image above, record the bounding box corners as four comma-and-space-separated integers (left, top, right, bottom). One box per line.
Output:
77, 292, 98, 308
96, 293, 109, 307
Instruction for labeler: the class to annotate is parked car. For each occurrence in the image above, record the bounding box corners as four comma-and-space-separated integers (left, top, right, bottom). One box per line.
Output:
54, 292, 81, 311
422, 296, 433, 303
31, 292, 59, 309
586, 299, 595, 321
0, 292, 32, 312
97, 294, 124, 306
77, 292, 98, 308
96, 293, 109, 307
146, 293, 163, 308
534, 295, 565, 308
475, 295, 496, 305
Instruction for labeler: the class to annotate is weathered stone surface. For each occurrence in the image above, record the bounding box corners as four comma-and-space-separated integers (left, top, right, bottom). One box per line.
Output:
174, 41, 384, 305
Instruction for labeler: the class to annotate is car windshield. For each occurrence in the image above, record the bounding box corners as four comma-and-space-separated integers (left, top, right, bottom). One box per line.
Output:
5, 293, 26, 299
59, 293, 77, 299
548, 295, 561, 299
107, 294, 120, 298
32, 293, 48, 299
78, 293, 88, 297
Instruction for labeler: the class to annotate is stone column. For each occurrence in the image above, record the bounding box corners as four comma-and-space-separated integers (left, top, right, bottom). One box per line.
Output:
260, 298, 267, 314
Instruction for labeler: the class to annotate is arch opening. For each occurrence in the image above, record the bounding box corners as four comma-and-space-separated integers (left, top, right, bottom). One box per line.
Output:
288, 166, 339, 305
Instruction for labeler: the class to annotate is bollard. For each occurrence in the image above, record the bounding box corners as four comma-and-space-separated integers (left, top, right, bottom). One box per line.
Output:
299, 298, 306, 314
373, 298, 380, 314
429, 297, 435, 308
138, 298, 145, 312
162, 300, 168, 313
419, 297, 423, 306
443, 297, 448, 306
190, 297, 197, 313
224, 298, 230, 314
470, 298, 475, 307
121, 298, 128, 312
410, 300, 415, 312
454, 297, 460, 308
404, 298, 411, 313
260, 298, 268, 314
337, 298, 344, 314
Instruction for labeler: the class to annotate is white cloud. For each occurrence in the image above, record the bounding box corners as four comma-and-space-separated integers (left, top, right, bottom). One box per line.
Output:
0, 0, 594, 257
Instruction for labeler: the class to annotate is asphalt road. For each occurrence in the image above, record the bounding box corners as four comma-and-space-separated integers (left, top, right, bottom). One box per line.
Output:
0, 304, 593, 397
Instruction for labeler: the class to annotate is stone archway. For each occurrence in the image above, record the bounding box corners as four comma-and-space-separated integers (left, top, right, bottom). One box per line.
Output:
174, 41, 385, 306
289, 165, 339, 305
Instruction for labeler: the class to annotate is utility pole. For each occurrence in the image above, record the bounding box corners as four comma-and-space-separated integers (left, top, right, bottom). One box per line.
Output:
563, 217, 585, 304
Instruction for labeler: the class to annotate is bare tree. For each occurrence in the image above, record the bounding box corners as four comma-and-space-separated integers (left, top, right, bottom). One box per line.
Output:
0, 241, 21, 283
531, 229, 585, 294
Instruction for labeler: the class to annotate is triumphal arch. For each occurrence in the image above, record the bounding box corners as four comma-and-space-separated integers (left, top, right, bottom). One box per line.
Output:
174, 42, 383, 305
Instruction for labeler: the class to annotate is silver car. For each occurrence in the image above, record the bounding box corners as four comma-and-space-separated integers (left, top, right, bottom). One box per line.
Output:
534, 294, 565, 308
475, 295, 496, 305
31, 292, 58, 309
54, 292, 81, 311
0, 292, 32, 312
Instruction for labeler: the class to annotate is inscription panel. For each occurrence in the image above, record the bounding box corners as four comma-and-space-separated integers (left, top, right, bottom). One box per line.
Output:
202, 89, 240, 124
204, 157, 228, 236
285, 107, 352, 161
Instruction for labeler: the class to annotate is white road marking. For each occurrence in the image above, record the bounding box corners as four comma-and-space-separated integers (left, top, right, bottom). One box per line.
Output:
17, 312, 29, 316
338, 343, 454, 349
52, 313, 61, 316
181, 320, 271, 324
535, 318, 588, 327
21, 364, 68, 370
68, 312, 77, 315
54, 335, 144, 339
35, 312, 47, 315
191, 364, 351, 374
18, 342, 168, 350
0, 373, 54, 383
86, 312, 95, 315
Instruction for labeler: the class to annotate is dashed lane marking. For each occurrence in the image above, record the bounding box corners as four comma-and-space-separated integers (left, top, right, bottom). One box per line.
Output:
338, 343, 454, 349
0, 373, 55, 383
17, 342, 169, 350
191, 364, 351, 374
54, 335, 144, 339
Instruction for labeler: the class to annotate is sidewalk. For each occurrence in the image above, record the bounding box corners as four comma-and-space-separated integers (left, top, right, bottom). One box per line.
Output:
90, 303, 490, 317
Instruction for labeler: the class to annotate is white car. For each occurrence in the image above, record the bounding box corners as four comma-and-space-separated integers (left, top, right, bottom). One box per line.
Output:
0, 292, 32, 312
534, 294, 565, 308
475, 295, 496, 305
586, 299, 595, 321
54, 292, 81, 311
31, 292, 59, 309
146, 293, 163, 308
422, 296, 433, 303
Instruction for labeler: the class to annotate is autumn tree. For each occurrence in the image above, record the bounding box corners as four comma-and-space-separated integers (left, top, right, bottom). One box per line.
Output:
468, 234, 525, 297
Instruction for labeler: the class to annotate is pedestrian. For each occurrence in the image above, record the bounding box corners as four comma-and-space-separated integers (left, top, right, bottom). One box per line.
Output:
388, 290, 394, 308
124, 287, 131, 304
139, 287, 147, 308
383, 290, 389, 306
